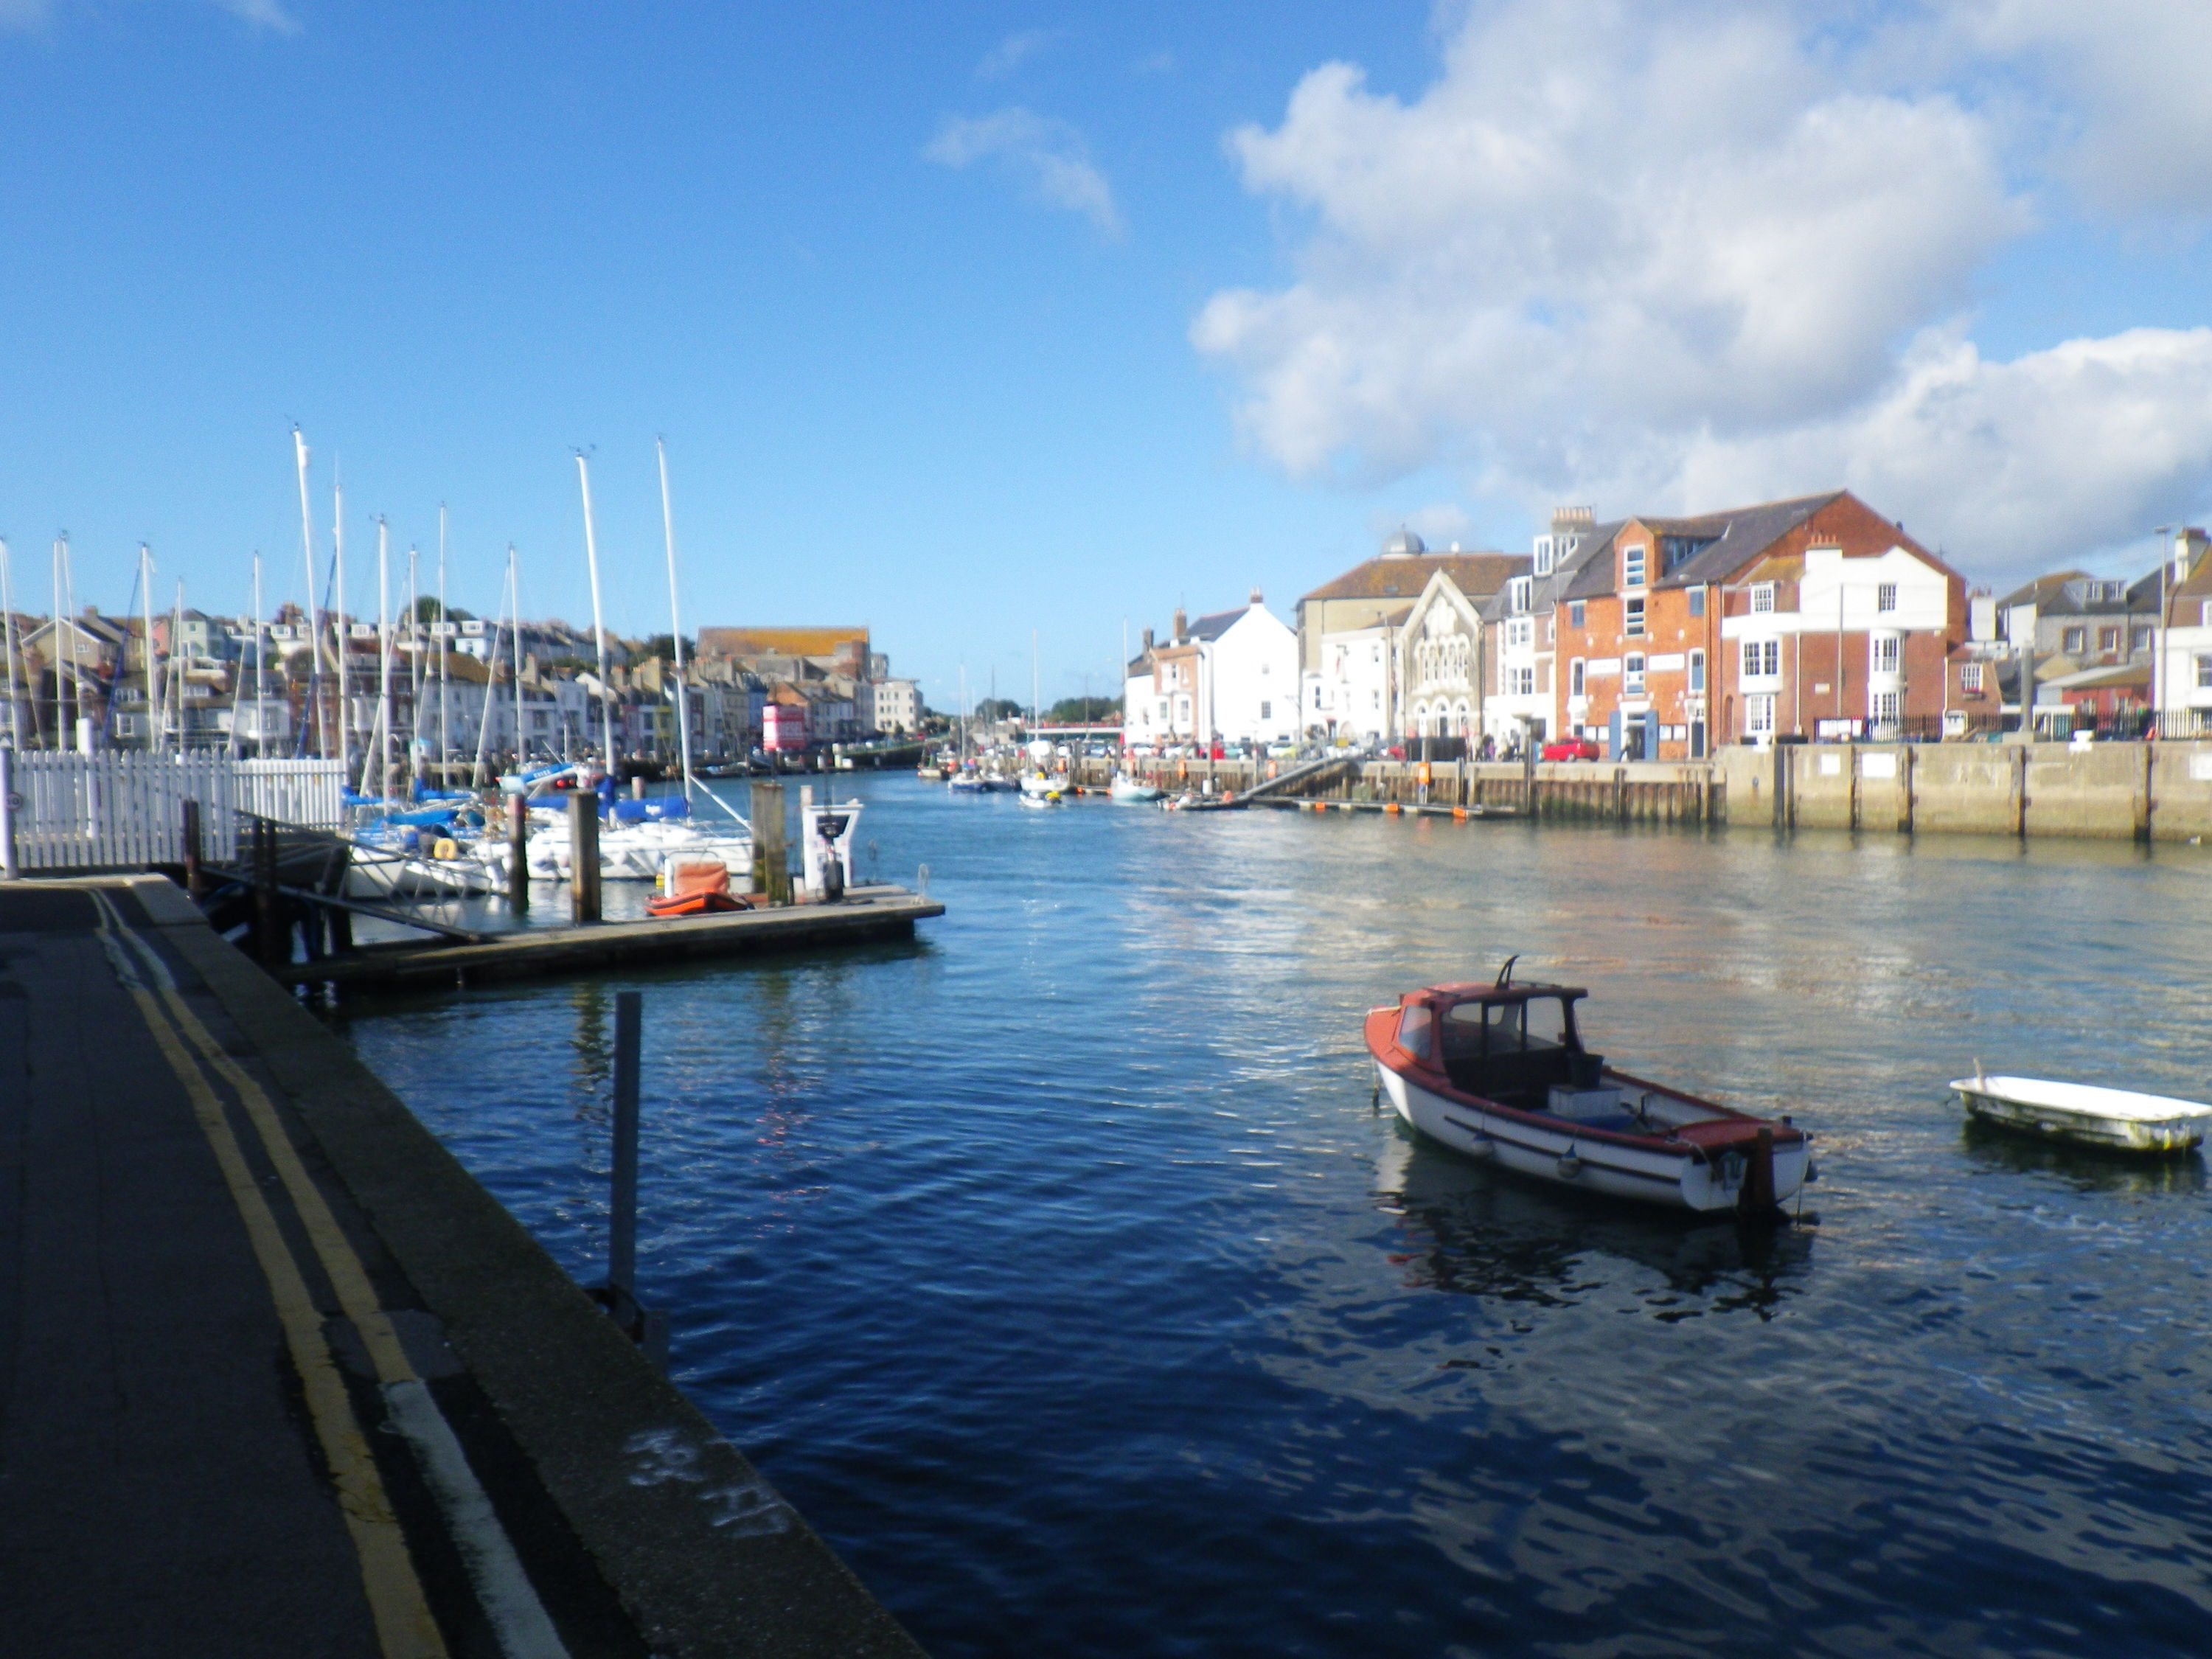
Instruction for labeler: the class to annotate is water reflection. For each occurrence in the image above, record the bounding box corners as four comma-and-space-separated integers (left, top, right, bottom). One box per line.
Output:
344, 777, 2212, 1659
1371, 1122, 1813, 1321
1958, 1115, 2208, 1194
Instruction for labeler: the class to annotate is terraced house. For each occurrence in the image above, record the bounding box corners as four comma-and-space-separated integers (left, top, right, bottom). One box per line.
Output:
1553, 492, 1966, 759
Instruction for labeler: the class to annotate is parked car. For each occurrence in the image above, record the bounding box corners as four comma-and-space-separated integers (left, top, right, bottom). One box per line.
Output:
1540, 737, 1601, 762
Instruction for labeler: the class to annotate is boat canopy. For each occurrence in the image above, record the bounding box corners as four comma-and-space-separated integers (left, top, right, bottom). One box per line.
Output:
1392, 981, 1601, 1111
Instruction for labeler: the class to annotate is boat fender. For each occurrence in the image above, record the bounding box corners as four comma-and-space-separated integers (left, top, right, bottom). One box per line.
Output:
1467, 1134, 1494, 1161
1556, 1150, 1582, 1180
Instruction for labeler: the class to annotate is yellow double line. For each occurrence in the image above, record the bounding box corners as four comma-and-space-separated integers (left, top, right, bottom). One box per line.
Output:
90, 891, 451, 1658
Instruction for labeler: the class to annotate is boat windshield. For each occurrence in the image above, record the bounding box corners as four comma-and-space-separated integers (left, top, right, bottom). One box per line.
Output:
1437, 994, 1582, 1107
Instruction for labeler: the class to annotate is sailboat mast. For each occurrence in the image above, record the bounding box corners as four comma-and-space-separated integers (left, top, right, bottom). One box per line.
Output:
375, 517, 394, 802
251, 551, 266, 756
406, 543, 422, 788
293, 428, 326, 757
139, 546, 159, 754
332, 480, 349, 766
51, 535, 68, 751
170, 580, 185, 755
508, 547, 524, 765
437, 505, 450, 782
655, 438, 695, 801
0, 539, 19, 750
574, 452, 617, 771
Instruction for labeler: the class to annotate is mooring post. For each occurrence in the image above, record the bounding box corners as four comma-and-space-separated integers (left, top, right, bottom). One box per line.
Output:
751, 780, 788, 905
507, 793, 529, 914
180, 797, 202, 897
253, 819, 286, 967
0, 747, 19, 881
570, 792, 601, 923
609, 989, 641, 1296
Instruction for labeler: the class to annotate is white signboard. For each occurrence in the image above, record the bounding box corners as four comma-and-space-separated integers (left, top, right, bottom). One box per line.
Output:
1863, 752, 1898, 779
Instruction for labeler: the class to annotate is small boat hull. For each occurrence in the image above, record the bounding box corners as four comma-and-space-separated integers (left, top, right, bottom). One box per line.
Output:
1379, 1062, 1808, 1213
1952, 1077, 2209, 1154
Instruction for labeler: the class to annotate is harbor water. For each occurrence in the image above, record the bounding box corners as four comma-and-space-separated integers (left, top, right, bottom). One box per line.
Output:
336, 779, 2212, 1658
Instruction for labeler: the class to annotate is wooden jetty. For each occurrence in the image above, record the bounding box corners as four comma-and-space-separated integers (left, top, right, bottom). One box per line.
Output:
280, 885, 944, 990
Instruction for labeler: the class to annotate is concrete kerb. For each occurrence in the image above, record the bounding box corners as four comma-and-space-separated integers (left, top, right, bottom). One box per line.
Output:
109, 875, 927, 1659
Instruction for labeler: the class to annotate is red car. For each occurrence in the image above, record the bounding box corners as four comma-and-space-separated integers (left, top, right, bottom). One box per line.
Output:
1540, 737, 1601, 762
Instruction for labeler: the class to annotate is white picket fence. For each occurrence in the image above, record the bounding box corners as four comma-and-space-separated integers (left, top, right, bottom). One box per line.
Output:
1, 753, 348, 872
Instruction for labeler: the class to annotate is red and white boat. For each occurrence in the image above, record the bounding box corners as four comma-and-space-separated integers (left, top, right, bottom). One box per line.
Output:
1365, 967, 1812, 1216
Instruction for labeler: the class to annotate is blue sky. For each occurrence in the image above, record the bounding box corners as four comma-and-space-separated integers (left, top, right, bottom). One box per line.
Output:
2, 1, 2208, 712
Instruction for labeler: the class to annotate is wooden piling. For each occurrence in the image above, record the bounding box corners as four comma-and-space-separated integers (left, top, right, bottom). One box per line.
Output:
507, 793, 530, 913
570, 793, 602, 924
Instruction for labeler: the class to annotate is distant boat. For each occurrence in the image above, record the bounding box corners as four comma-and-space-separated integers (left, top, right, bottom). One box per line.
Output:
1951, 1068, 2211, 1154
1109, 775, 1163, 804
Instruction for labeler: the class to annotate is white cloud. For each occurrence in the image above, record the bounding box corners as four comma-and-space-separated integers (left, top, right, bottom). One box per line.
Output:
977, 29, 1054, 81
1193, 0, 2212, 580
1680, 327, 2212, 576
928, 108, 1121, 237
1957, 0, 2212, 218
207, 0, 300, 33
0, 0, 300, 32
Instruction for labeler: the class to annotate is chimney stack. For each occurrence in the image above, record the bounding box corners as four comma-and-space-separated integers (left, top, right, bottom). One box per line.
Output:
1248, 586, 1264, 608
1172, 608, 1187, 641
1141, 626, 1155, 653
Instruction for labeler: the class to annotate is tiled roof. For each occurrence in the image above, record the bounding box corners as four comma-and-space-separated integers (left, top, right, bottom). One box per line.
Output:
1300, 552, 1526, 605
698, 627, 867, 659
1188, 608, 1248, 641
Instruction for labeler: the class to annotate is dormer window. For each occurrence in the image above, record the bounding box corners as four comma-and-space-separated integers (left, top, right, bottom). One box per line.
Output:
1509, 577, 1531, 613
1623, 543, 1646, 589
1533, 536, 1555, 577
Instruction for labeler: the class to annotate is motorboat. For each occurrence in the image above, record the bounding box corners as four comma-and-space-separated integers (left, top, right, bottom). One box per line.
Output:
947, 773, 987, 794
1018, 771, 1067, 798
1366, 965, 1812, 1215
344, 844, 501, 900
1109, 775, 1164, 804
1950, 1068, 2211, 1153
1018, 787, 1063, 808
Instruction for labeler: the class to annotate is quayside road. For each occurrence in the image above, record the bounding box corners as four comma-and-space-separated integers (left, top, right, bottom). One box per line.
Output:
0, 874, 922, 1659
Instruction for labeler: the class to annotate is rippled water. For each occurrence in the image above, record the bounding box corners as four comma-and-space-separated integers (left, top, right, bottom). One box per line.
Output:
338, 779, 2212, 1658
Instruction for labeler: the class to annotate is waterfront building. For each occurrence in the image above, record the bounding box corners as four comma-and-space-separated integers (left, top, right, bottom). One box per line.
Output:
1554, 491, 1965, 757
1124, 594, 1299, 749
1305, 625, 1394, 745
872, 677, 920, 734
1999, 570, 2162, 661
2155, 529, 2212, 734
1397, 571, 1489, 742
764, 686, 810, 752
1124, 593, 1292, 752
1295, 532, 1526, 737
1479, 509, 1602, 751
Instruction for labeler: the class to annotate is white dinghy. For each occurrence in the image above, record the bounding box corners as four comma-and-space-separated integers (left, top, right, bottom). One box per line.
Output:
1950, 1068, 2211, 1154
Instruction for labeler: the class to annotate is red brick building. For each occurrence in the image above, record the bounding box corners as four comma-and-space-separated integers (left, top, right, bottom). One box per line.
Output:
1552, 491, 1966, 758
